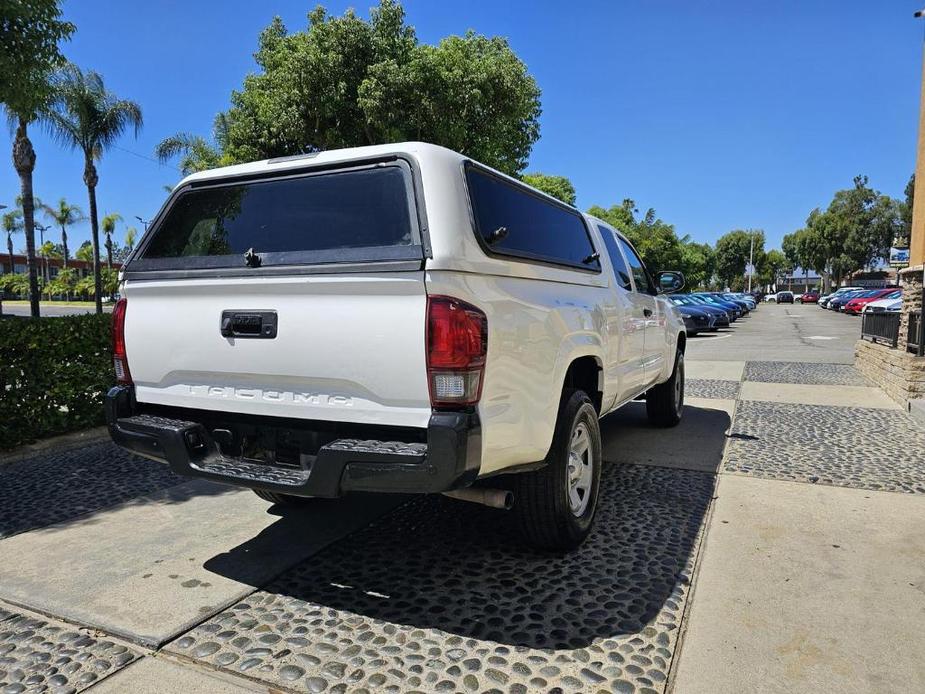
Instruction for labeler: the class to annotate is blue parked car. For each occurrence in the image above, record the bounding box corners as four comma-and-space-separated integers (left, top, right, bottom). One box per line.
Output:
668, 295, 731, 327
706, 292, 751, 313
828, 289, 866, 312
674, 304, 715, 335
690, 293, 745, 319
723, 292, 757, 310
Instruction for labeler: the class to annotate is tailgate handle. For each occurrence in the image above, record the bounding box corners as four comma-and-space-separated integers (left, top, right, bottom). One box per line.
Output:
220, 310, 278, 339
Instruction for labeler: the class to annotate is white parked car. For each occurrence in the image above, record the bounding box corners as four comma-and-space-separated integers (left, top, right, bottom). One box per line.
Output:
105, 142, 688, 550
863, 292, 903, 314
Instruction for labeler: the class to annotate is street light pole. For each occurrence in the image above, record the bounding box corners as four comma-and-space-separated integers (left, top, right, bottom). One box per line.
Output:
134, 215, 149, 231
747, 234, 754, 293
35, 223, 49, 283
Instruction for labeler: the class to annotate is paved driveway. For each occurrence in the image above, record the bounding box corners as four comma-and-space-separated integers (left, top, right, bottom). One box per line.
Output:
0, 304, 922, 693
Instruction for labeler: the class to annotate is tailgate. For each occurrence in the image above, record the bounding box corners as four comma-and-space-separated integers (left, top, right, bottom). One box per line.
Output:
124, 273, 431, 428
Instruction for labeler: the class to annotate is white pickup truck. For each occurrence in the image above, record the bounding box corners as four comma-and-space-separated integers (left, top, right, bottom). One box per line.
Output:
106, 142, 687, 550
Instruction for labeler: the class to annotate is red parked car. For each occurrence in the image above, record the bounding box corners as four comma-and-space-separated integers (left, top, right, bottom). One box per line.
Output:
843, 288, 898, 315
798, 291, 819, 304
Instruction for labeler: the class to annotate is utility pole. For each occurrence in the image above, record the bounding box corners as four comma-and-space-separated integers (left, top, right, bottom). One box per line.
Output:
747, 234, 754, 293
35, 223, 49, 283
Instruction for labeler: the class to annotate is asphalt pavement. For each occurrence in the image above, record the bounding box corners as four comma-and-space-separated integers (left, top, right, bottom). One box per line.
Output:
1, 302, 112, 317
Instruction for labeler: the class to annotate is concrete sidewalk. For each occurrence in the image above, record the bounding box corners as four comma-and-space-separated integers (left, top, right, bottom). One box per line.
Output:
672, 475, 925, 693
670, 305, 925, 692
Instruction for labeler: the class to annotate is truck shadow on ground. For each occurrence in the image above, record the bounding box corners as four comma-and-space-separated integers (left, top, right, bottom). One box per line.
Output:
206, 406, 722, 650
600, 401, 732, 474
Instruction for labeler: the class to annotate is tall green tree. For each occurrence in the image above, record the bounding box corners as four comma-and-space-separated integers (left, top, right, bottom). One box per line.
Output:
41, 197, 84, 268
678, 241, 716, 289
44, 64, 142, 313
714, 229, 765, 289
124, 226, 137, 251
206, 1, 540, 176
827, 176, 901, 274
787, 177, 902, 291
100, 212, 122, 268
758, 249, 788, 289
521, 173, 576, 205
588, 199, 685, 273
900, 173, 914, 242
0, 0, 74, 317
3, 210, 22, 275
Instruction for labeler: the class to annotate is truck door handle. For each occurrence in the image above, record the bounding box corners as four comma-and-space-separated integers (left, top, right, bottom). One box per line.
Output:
643, 308, 653, 317
220, 310, 278, 339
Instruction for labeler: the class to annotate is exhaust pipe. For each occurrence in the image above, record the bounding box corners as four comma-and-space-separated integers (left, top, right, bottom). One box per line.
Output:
443, 488, 513, 510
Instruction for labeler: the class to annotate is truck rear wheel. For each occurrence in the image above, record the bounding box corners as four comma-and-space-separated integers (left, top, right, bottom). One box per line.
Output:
646, 349, 684, 427
513, 389, 601, 551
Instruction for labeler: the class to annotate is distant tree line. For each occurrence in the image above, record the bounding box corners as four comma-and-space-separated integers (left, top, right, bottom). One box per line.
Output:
524, 172, 908, 292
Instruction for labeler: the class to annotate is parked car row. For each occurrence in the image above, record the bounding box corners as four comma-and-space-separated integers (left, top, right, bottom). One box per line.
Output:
818, 286, 902, 315
669, 292, 757, 336
764, 290, 801, 303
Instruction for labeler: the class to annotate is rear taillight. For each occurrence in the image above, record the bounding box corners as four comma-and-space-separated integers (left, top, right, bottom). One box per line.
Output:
426, 296, 487, 408
112, 297, 132, 385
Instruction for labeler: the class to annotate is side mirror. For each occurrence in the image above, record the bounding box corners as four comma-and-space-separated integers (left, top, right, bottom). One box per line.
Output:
655, 270, 685, 294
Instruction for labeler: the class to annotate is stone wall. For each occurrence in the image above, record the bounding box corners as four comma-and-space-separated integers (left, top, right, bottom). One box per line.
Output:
855, 339, 925, 406
898, 265, 924, 345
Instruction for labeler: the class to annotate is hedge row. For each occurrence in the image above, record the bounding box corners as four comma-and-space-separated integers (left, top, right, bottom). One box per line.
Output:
0, 313, 114, 450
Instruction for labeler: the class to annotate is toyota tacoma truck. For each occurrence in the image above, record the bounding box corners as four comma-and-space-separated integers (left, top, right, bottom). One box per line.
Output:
106, 142, 687, 550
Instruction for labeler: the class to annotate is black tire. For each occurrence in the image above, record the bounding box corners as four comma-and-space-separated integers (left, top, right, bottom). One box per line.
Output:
646, 349, 685, 427
252, 489, 318, 506
513, 389, 602, 551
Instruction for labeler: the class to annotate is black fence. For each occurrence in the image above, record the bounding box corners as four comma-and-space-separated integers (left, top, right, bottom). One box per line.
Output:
861, 311, 901, 348
908, 309, 924, 357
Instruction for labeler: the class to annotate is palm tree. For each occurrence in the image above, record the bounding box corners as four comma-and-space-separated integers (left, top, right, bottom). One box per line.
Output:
3, 210, 22, 275
155, 133, 222, 175
124, 226, 138, 252
75, 241, 93, 264
101, 212, 122, 268
4, 114, 42, 317
44, 64, 143, 314
38, 240, 59, 285
42, 198, 84, 269
155, 114, 227, 175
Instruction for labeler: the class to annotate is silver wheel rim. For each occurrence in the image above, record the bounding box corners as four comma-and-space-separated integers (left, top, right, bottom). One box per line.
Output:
567, 421, 594, 516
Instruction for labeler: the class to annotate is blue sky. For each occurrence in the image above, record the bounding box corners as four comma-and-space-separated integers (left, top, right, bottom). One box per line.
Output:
2, 0, 922, 253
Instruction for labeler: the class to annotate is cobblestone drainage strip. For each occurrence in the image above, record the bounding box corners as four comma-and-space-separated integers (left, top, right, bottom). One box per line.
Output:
686, 379, 740, 400
742, 361, 869, 386
725, 401, 925, 494
0, 605, 140, 693
0, 442, 183, 540
168, 463, 715, 694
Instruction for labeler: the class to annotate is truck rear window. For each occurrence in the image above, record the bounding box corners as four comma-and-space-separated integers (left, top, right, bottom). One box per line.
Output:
132, 162, 420, 271
465, 165, 600, 272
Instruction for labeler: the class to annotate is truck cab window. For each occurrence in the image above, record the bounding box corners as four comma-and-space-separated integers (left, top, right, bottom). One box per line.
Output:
597, 226, 632, 291
617, 238, 654, 294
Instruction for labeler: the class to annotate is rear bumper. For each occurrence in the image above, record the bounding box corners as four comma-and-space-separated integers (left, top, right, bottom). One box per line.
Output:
105, 386, 481, 497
